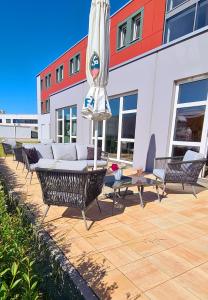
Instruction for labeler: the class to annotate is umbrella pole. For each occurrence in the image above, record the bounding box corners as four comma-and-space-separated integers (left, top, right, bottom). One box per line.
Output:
94, 121, 98, 170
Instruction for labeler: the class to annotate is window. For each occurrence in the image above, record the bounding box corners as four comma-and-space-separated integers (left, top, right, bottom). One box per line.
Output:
6, 119, 11, 123
56, 105, 77, 143
167, 0, 187, 12
131, 13, 142, 41
0, 119, 2, 123
164, 0, 208, 43
41, 79, 43, 91
164, 6, 195, 43
46, 99, 50, 113
92, 93, 138, 162
196, 0, 208, 30
45, 74, 51, 88
118, 23, 127, 48
56, 65, 64, 83
70, 54, 80, 75
169, 77, 208, 160
117, 9, 144, 50
13, 119, 37, 124
41, 102, 44, 114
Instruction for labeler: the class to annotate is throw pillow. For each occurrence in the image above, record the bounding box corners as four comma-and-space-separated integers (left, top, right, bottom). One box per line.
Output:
23, 147, 39, 164
87, 147, 102, 160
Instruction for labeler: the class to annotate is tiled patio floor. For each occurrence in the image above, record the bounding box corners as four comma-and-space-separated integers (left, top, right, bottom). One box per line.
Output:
1, 157, 208, 300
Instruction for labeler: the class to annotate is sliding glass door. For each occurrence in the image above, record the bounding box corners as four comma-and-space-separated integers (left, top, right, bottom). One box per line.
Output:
92, 92, 138, 163
170, 77, 208, 165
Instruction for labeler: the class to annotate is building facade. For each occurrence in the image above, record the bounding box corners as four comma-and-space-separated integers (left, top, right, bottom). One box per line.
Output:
37, 0, 208, 176
0, 114, 38, 140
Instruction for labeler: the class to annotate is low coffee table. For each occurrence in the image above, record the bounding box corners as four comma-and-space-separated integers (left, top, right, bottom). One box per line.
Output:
105, 175, 162, 212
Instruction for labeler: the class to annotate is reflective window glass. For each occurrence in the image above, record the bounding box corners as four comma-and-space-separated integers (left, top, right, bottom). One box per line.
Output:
174, 106, 206, 142
164, 6, 195, 43
167, 0, 187, 11
196, 0, 208, 30
122, 113, 136, 139
178, 79, 208, 104
123, 94, 138, 111
172, 145, 200, 156
120, 142, 134, 161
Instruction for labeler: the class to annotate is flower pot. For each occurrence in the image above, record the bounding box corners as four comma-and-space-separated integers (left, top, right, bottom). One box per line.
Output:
114, 169, 122, 181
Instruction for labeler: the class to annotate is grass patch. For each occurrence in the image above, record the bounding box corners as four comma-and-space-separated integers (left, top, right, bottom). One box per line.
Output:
0, 179, 84, 299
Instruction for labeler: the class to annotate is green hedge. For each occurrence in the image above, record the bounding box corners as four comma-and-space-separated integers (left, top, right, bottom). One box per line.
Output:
0, 179, 83, 299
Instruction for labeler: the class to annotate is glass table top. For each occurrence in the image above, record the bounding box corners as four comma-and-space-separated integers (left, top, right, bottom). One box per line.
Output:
105, 175, 162, 190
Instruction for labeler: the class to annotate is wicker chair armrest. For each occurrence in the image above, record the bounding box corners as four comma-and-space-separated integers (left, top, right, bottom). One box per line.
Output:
154, 156, 183, 169
168, 159, 207, 166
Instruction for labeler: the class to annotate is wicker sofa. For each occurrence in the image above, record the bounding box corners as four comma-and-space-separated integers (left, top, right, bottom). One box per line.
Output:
22, 143, 108, 182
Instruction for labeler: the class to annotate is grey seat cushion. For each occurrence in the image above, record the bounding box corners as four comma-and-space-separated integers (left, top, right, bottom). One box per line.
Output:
23, 143, 54, 159
52, 143, 77, 161
35, 144, 54, 159
183, 150, 204, 162
36, 159, 87, 171
76, 144, 93, 160
153, 169, 165, 180
86, 160, 107, 167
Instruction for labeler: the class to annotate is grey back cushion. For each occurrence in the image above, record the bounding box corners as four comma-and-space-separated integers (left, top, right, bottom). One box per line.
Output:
76, 144, 94, 160
23, 143, 54, 159
183, 150, 204, 162
52, 143, 77, 161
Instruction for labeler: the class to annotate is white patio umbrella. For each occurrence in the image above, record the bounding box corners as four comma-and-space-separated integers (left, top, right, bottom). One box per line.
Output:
82, 0, 111, 170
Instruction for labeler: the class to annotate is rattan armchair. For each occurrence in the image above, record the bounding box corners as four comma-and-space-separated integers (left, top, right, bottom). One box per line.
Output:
22, 148, 37, 184
153, 150, 207, 198
13, 147, 24, 169
2, 142, 15, 159
36, 168, 107, 230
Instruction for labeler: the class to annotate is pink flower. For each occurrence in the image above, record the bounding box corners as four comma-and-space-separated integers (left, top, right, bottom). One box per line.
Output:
111, 164, 119, 172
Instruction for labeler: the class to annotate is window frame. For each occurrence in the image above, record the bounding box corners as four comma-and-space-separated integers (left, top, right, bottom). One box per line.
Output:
117, 8, 144, 51
45, 73, 51, 89
45, 99, 50, 113
164, 0, 208, 44
91, 91, 138, 164
169, 76, 208, 162
69, 53, 81, 75
56, 105, 77, 143
56, 65, 64, 83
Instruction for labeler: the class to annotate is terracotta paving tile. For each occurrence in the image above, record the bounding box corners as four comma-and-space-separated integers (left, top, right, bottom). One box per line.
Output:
119, 259, 169, 292
174, 268, 208, 300
179, 207, 208, 219
164, 224, 203, 243
149, 216, 180, 230
85, 231, 122, 251
147, 249, 194, 277
145, 280, 199, 300
126, 237, 165, 258
90, 269, 142, 300
168, 244, 208, 266
101, 244, 142, 268
115, 213, 138, 224
70, 252, 116, 277
129, 221, 160, 236
108, 222, 143, 242
62, 236, 96, 258
143, 231, 179, 250
181, 236, 208, 261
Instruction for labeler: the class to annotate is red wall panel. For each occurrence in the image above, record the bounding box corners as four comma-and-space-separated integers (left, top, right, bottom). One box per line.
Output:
40, 0, 166, 113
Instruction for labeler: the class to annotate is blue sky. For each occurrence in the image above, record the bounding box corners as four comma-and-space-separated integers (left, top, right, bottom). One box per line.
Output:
0, 0, 129, 114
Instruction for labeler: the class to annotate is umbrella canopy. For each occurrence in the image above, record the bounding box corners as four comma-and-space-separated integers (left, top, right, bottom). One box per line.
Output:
82, 0, 111, 169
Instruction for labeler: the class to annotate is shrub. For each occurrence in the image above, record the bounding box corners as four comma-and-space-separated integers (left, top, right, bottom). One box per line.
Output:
0, 180, 83, 299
